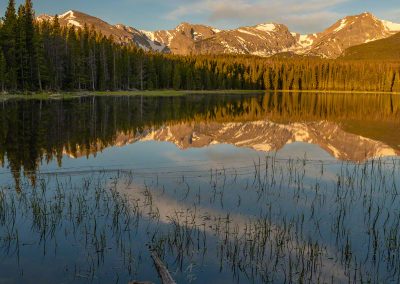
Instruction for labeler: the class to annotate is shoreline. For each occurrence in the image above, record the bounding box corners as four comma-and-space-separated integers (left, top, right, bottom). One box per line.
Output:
0, 90, 264, 101
1, 89, 399, 101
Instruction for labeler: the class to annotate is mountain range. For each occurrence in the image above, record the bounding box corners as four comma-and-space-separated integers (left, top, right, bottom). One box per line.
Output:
37, 10, 400, 59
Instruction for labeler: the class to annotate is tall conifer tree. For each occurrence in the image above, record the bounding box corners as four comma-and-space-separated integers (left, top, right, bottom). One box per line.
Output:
2, 0, 17, 89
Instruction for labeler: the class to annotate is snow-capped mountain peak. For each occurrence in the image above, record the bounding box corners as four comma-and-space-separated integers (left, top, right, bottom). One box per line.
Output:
37, 10, 400, 59
59, 10, 82, 27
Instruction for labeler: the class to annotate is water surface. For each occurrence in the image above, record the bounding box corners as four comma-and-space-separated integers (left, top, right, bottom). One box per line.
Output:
0, 92, 399, 283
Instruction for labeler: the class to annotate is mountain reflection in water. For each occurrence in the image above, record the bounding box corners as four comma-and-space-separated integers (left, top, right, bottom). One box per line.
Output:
0, 92, 399, 185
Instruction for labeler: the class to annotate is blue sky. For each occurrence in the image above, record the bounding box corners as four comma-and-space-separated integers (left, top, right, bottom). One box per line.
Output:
0, 0, 399, 33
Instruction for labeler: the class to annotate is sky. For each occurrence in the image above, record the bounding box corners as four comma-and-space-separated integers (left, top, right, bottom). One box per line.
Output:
0, 0, 399, 33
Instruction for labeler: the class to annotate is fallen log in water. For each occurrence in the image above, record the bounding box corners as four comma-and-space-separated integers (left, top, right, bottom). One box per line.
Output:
150, 250, 177, 284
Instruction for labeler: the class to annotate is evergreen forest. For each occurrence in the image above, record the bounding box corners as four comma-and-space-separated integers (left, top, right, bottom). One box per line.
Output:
1, 0, 400, 93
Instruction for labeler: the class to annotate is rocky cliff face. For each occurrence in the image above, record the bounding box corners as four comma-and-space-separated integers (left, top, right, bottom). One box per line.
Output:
38, 11, 400, 58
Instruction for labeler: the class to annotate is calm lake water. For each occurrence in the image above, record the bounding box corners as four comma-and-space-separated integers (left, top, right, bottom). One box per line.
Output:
0, 92, 400, 283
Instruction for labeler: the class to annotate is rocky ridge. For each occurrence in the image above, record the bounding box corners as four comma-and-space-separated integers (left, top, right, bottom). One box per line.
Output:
37, 11, 400, 58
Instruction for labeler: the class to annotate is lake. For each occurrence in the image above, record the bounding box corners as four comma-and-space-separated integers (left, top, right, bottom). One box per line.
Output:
0, 92, 400, 283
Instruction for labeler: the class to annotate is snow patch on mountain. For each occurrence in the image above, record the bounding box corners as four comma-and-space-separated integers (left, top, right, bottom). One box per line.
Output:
298, 35, 314, 47
59, 10, 83, 27
235, 36, 250, 52
250, 50, 271, 57
255, 23, 276, 32
176, 23, 186, 32
382, 20, 400, 32
192, 31, 203, 41
68, 20, 82, 27
60, 10, 74, 18
140, 30, 156, 41
146, 39, 166, 52
364, 37, 380, 43
334, 19, 347, 33
238, 29, 258, 37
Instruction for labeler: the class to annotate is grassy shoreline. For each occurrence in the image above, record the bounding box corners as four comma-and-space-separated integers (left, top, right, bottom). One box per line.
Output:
1, 89, 399, 101
0, 89, 265, 101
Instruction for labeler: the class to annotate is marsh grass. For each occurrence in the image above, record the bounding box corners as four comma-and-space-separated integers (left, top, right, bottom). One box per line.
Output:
0, 156, 399, 283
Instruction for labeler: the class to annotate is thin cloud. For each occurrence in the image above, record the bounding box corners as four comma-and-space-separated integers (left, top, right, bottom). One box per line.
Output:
379, 8, 400, 22
165, 0, 351, 33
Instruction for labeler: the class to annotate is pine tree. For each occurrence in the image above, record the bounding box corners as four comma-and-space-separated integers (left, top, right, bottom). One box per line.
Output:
0, 50, 6, 92
16, 5, 28, 90
50, 15, 64, 89
23, 0, 37, 90
2, 0, 18, 90
172, 64, 181, 90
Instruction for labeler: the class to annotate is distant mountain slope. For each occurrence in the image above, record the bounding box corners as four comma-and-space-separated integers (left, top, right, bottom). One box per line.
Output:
37, 10, 400, 59
38, 10, 132, 42
305, 12, 400, 58
141, 22, 219, 55
191, 12, 400, 58
193, 23, 297, 56
192, 12, 400, 58
37, 10, 169, 52
341, 32, 400, 60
